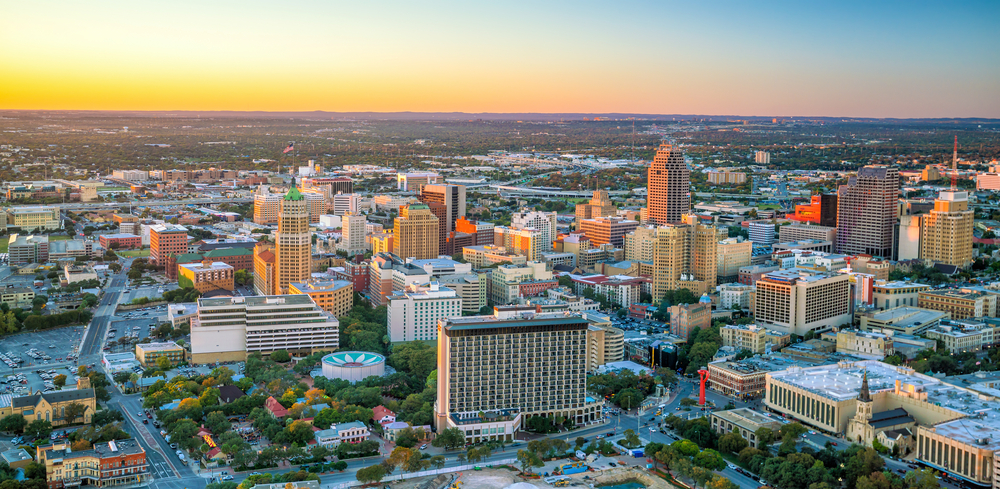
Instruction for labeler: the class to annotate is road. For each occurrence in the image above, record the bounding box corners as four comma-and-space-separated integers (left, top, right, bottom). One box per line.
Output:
54, 198, 253, 211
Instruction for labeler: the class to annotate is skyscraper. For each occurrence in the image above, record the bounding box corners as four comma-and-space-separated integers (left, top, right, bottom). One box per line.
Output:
419, 184, 466, 235
393, 204, 440, 259
647, 144, 690, 225
575, 189, 617, 223
920, 190, 974, 268
275, 187, 312, 294
511, 210, 557, 252
836, 166, 899, 258
651, 216, 725, 300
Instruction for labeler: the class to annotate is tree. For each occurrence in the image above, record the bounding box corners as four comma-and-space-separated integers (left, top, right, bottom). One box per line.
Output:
718, 431, 748, 454
0, 415, 26, 433
64, 403, 88, 424
904, 468, 941, 489
24, 462, 46, 480
693, 449, 725, 470
778, 422, 807, 441
622, 429, 641, 449
24, 419, 52, 439
755, 427, 775, 447
168, 419, 201, 451
431, 427, 464, 449
113, 371, 131, 385
156, 356, 172, 371
615, 387, 644, 410
204, 411, 231, 435
517, 449, 544, 474
356, 464, 386, 484
271, 350, 290, 363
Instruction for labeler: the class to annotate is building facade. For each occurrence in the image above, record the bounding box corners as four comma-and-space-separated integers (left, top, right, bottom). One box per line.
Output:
275, 187, 312, 294
178, 260, 235, 294
387, 282, 462, 342
836, 166, 900, 257
288, 280, 354, 318
394, 204, 440, 260
754, 269, 852, 336
920, 191, 974, 268
149, 224, 188, 265
647, 144, 690, 225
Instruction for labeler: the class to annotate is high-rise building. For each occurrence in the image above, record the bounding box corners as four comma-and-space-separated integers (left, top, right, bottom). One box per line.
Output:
253, 243, 276, 296
511, 210, 557, 252
455, 217, 494, 246
836, 166, 899, 257
647, 144, 690, 225
748, 222, 775, 246
795, 194, 838, 227
338, 213, 367, 256
393, 204, 440, 259
434, 311, 603, 443
302, 191, 326, 223
436, 273, 489, 313
420, 184, 466, 235
651, 216, 725, 300
754, 151, 770, 164
289, 279, 354, 318
149, 223, 188, 265
425, 202, 449, 254
253, 185, 283, 224
387, 282, 462, 342
717, 237, 752, 284
493, 226, 544, 261
753, 269, 851, 336
920, 190, 973, 268
575, 190, 617, 224
275, 187, 312, 294
623, 225, 658, 264
579, 217, 639, 248
190, 294, 339, 363
332, 193, 360, 216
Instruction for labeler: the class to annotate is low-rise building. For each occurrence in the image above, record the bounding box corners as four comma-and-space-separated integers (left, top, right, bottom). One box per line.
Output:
872, 282, 930, 310
63, 264, 97, 284
707, 354, 804, 400
313, 421, 371, 448
0, 288, 34, 308
925, 319, 998, 354
135, 342, 185, 368
4, 377, 96, 426
857, 306, 949, 335
462, 245, 527, 268
831, 329, 894, 360
178, 260, 234, 294
436, 273, 488, 313
489, 262, 555, 305
37, 440, 150, 489
288, 280, 354, 318
669, 302, 711, 340
719, 283, 753, 310
8, 234, 48, 265
720, 324, 767, 354
99, 233, 142, 250
709, 408, 783, 448
918, 289, 998, 320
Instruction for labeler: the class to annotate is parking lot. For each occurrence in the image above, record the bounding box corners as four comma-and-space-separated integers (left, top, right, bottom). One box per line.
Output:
104, 316, 164, 354
118, 284, 178, 305
0, 326, 86, 373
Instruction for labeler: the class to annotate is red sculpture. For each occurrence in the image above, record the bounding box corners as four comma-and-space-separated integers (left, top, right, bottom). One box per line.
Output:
698, 369, 709, 405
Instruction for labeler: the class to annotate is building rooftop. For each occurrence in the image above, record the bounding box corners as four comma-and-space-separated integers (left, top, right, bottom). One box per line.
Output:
203, 248, 253, 258
874, 281, 931, 290
712, 407, 785, 427
920, 289, 988, 300
284, 186, 304, 201
198, 294, 317, 308
42, 439, 145, 462
290, 280, 352, 293
101, 233, 140, 239
178, 261, 233, 272
442, 311, 587, 332
386, 282, 457, 301
149, 223, 188, 233
136, 342, 182, 352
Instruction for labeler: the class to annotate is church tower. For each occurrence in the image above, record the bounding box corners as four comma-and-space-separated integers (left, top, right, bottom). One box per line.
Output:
847, 367, 875, 444
857, 367, 873, 420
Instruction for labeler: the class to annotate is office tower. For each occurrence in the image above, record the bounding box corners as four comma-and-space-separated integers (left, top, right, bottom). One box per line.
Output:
493, 226, 544, 261
301, 191, 326, 223
786, 194, 838, 227
779, 224, 837, 244
425, 202, 449, 253
275, 187, 312, 294
393, 204, 440, 259
190, 294, 339, 363
253, 185, 282, 224
7, 234, 48, 265
651, 217, 725, 300
647, 144, 690, 225
579, 217, 639, 248
397, 172, 440, 192
754, 151, 770, 164
253, 242, 276, 296
455, 217, 495, 246
332, 193, 360, 216
288, 279, 354, 317
338, 212, 367, 256
511, 210, 557, 252
489, 262, 555, 305
717, 237, 752, 284
420, 184, 467, 234
753, 269, 851, 336
836, 166, 899, 257
387, 282, 462, 342
434, 311, 602, 444
368, 253, 406, 306
302, 177, 354, 198
920, 190, 974, 268
149, 223, 188, 265
575, 190, 617, 223
748, 222, 775, 247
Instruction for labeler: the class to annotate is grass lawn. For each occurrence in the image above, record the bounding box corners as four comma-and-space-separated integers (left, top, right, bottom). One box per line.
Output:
0, 240, 7, 254
118, 249, 151, 258
757, 204, 781, 210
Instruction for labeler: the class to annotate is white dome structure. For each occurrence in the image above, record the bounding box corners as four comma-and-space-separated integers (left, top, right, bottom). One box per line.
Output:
320, 351, 386, 383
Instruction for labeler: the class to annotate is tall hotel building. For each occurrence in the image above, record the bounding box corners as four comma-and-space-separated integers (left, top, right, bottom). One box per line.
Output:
149, 224, 188, 265
754, 269, 851, 336
435, 311, 603, 443
920, 190, 974, 268
190, 294, 339, 363
836, 166, 899, 257
419, 184, 467, 236
647, 144, 690, 225
394, 204, 440, 259
275, 187, 312, 294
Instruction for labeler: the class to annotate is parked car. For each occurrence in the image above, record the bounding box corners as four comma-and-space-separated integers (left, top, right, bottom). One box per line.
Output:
221, 476, 234, 481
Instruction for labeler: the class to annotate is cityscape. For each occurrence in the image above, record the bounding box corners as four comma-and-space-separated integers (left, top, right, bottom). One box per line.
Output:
1, 3, 999, 489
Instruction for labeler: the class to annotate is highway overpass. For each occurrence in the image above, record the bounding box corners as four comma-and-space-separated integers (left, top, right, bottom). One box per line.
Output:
54, 198, 253, 211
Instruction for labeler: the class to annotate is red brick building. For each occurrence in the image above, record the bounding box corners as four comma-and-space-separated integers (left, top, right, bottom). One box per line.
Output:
149, 224, 189, 264
518, 280, 558, 298
99, 233, 142, 250
335, 260, 370, 292
164, 248, 253, 280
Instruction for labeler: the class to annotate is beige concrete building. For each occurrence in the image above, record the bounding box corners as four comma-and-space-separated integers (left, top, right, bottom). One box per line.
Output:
253, 186, 282, 224
394, 203, 440, 260
652, 216, 725, 300
717, 237, 752, 283
623, 225, 658, 264
435, 311, 603, 443
754, 269, 852, 336
709, 408, 783, 448
719, 283, 753, 310
190, 294, 339, 363
575, 190, 617, 224
8, 207, 60, 231
707, 169, 746, 184
920, 190, 974, 268
858, 306, 949, 335
178, 260, 235, 294
288, 279, 354, 318
918, 289, 997, 320
579, 217, 639, 248
778, 224, 837, 244
585, 316, 625, 372
872, 281, 930, 311
462, 245, 527, 268
493, 226, 544, 261
437, 273, 488, 313
275, 187, 312, 294
371, 232, 394, 255
720, 324, 767, 354
833, 329, 894, 359
925, 319, 997, 354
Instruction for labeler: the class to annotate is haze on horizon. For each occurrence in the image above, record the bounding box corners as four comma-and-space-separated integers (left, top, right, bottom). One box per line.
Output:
1, 0, 998, 118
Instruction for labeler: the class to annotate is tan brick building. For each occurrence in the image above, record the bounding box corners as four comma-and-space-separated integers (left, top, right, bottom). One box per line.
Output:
394, 204, 440, 260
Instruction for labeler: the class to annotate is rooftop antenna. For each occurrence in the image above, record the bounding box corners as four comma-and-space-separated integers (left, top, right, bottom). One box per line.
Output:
952, 135, 958, 190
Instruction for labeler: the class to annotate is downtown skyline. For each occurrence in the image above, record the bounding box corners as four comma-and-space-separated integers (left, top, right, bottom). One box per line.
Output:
0, 0, 998, 118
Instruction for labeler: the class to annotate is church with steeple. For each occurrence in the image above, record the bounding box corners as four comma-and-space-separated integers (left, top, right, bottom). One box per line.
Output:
846, 368, 916, 448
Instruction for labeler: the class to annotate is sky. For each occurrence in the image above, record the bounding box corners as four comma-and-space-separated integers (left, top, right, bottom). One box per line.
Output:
1, 0, 998, 117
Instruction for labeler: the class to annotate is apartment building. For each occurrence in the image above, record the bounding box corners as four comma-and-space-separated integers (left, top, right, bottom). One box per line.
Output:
134, 342, 185, 367
367, 253, 406, 306
489, 262, 556, 305
178, 260, 234, 293
717, 237, 752, 283
511, 210, 557, 253
493, 226, 544, 261
754, 269, 852, 336
190, 294, 339, 363
925, 319, 997, 354
8, 234, 48, 265
435, 312, 602, 443
570, 274, 647, 309
720, 324, 768, 354
918, 289, 997, 320
149, 223, 188, 265
585, 315, 625, 372
623, 225, 658, 264
387, 282, 462, 342
707, 169, 746, 184
38, 440, 150, 488
779, 224, 838, 244
289, 280, 354, 318
579, 217, 639, 248
394, 204, 440, 260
